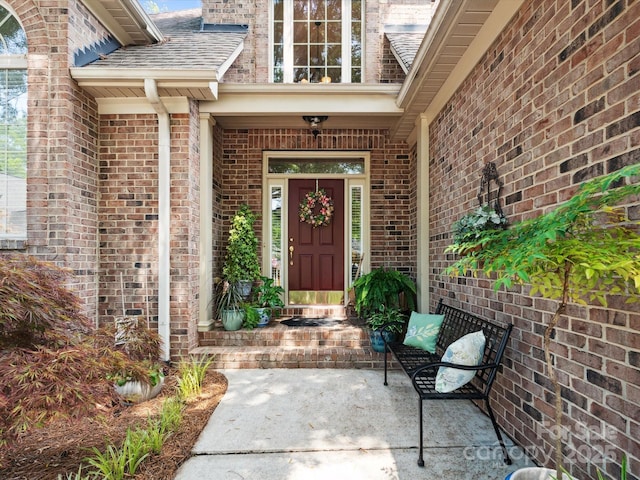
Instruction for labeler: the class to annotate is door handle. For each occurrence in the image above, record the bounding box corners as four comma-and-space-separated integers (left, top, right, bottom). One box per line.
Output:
289, 245, 294, 265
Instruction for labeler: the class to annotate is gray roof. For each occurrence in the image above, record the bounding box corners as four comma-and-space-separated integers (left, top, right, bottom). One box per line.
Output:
85, 9, 245, 71
386, 32, 426, 73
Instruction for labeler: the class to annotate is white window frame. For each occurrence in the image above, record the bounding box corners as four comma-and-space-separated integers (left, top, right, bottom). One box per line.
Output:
270, 0, 363, 84
0, 3, 27, 242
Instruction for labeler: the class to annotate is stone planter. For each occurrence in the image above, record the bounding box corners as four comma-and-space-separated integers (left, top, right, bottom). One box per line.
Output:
505, 468, 573, 480
236, 280, 253, 299
114, 374, 164, 404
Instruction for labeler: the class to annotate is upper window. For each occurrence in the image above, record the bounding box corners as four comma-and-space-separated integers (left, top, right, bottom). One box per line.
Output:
0, 5, 27, 240
272, 0, 362, 83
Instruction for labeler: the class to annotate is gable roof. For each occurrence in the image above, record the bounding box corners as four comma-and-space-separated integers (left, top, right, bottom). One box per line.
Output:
71, 7, 245, 100
385, 25, 429, 74
72, 0, 524, 142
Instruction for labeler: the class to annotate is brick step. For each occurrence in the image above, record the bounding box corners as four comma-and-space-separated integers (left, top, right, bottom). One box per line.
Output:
199, 318, 368, 347
195, 316, 401, 369
190, 345, 399, 370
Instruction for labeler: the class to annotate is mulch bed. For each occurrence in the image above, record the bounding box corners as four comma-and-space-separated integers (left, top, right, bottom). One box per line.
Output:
0, 370, 228, 480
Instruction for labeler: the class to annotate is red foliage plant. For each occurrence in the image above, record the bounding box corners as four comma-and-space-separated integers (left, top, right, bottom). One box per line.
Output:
0, 254, 156, 443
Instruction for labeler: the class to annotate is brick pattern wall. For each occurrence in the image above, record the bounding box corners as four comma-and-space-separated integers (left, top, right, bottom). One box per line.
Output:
216, 128, 416, 279
380, 37, 406, 83
98, 109, 202, 359
98, 113, 159, 327
68, 0, 112, 65
211, 0, 425, 83
428, 0, 640, 477
10, 0, 100, 315
203, 0, 258, 82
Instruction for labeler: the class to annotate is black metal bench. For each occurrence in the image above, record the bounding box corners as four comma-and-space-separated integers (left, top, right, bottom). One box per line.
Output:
382, 299, 513, 467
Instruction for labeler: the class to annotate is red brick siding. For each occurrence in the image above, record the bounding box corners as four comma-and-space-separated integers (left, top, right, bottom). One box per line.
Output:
381, 37, 406, 84
98, 113, 159, 327
429, 0, 639, 477
216, 128, 416, 278
68, 0, 112, 66
212, 0, 435, 83
9, 0, 100, 315
169, 103, 202, 357
98, 110, 201, 359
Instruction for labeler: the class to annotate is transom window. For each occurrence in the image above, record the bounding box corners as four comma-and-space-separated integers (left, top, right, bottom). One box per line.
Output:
0, 5, 27, 241
272, 0, 362, 83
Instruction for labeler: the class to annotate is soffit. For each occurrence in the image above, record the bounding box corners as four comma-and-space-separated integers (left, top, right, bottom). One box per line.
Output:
391, 0, 503, 141
80, 0, 162, 45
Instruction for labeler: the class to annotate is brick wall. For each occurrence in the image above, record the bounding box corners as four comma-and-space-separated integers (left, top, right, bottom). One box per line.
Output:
98, 113, 159, 327
98, 109, 202, 358
10, 0, 100, 315
203, 0, 258, 82
216, 128, 416, 279
428, 0, 639, 477
68, 0, 112, 65
380, 37, 407, 83
212, 0, 421, 83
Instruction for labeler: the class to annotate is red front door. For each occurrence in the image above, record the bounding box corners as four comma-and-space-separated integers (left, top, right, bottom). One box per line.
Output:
288, 179, 344, 304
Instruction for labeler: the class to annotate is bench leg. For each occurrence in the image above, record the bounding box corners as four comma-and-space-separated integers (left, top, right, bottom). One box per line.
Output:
417, 396, 424, 467
383, 350, 388, 386
485, 399, 512, 465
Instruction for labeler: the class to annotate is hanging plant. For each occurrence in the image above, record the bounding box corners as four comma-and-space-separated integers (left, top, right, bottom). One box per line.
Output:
299, 189, 334, 227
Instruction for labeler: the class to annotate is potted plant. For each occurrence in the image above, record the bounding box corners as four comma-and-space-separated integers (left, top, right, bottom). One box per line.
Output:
222, 204, 261, 298
215, 279, 245, 331
253, 275, 285, 327
352, 267, 417, 319
242, 302, 261, 330
446, 164, 640, 479
449, 203, 507, 255
107, 321, 166, 403
366, 306, 407, 353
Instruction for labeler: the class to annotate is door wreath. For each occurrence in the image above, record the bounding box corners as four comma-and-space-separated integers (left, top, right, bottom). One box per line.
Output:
299, 189, 334, 227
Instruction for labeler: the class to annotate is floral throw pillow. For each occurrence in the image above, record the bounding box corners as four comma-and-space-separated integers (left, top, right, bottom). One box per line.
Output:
402, 312, 445, 353
435, 330, 486, 393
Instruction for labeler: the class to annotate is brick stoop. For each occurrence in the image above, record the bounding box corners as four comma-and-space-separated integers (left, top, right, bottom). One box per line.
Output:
192, 316, 399, 369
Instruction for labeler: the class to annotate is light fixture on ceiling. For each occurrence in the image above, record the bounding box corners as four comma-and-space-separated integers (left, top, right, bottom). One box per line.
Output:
302, 115, 328, 139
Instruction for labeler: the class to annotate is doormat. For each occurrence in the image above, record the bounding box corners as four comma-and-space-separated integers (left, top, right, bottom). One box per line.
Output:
280, 317, 343, 327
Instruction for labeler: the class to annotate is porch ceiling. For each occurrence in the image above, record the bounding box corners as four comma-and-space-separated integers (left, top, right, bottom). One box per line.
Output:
199, 84, 404, 130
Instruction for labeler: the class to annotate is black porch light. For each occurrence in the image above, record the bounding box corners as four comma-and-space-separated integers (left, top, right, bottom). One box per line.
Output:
302, 115, 328, 138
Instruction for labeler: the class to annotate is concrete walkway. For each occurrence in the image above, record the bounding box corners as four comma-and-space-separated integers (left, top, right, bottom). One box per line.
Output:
175, 369, 535, 479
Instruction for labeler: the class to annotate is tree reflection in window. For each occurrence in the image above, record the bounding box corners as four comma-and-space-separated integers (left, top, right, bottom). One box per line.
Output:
0, 6, 27, 239
273, 0, 362, 83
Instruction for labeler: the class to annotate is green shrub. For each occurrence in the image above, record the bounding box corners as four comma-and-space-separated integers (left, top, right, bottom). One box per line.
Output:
177, 355, 213, 400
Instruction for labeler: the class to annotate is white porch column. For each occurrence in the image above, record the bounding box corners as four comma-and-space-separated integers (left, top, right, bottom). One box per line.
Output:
416, 114, 430, 312
198, 114, 215, 331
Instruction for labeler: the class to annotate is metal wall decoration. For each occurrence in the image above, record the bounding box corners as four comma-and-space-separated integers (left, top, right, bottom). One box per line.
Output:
477, 162, 504, 215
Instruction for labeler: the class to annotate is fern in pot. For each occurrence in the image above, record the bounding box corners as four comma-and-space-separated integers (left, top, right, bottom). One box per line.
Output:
366, 306, 407, 353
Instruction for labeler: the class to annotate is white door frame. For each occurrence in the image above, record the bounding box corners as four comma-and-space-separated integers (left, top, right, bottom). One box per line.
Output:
262, 151, 370, 306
